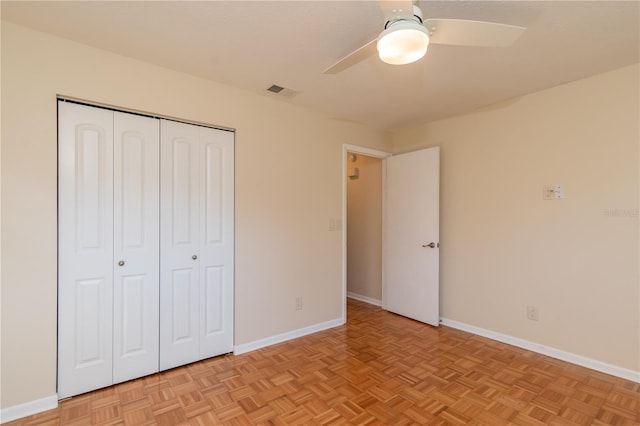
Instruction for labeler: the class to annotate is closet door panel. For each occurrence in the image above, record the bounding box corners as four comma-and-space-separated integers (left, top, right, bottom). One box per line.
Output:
199, 128, 234, 357
170, 268, 197, 340
204, 266, 223, 334
160, 120, 201, 370
58, 102, 114, 398
113, 112, 160, 383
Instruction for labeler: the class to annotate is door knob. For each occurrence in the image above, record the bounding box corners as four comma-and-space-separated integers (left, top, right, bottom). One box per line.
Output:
192, 255, 198, 260
118, 260, 125, 266
422, 242, 437, 248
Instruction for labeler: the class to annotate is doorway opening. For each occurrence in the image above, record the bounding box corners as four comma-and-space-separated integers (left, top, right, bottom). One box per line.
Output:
341, 145, 391, 322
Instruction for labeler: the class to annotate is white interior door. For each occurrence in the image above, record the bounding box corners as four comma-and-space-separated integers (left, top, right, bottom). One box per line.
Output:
112, 112, 160, 383
383, 147, 440, 326
160, 120, 201, 370
198, 127, 234, 358
58, 102, 114, 398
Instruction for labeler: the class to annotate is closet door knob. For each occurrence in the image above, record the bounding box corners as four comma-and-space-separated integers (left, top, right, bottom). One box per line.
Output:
118, 260, 125, 266
192, 255, 198, 260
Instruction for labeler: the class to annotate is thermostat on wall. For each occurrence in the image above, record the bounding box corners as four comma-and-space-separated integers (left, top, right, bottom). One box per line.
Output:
543, 185, 565, 200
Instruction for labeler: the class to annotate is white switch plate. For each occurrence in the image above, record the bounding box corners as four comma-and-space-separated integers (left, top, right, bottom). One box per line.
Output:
527, 305, 539, 321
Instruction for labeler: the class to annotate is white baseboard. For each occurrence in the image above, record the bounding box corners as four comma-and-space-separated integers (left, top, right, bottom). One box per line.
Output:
233, 317, 344, 355
0, 394, 58, 424
440, 317, 640, 383
347, 292, 382, 307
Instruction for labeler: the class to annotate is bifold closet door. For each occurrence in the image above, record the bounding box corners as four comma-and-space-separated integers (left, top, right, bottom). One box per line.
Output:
197, 124, 234, 359
58, 102, 160, 398
160, 120, 234, 371
59, 102, 115, 398
112, 111, 160, 384
59, 102, 233, 396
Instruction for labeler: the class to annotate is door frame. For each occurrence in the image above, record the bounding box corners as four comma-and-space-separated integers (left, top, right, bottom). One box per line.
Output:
341, 144, 391, 323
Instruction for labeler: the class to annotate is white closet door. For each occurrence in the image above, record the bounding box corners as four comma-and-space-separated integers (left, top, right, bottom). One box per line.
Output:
160, 120, 201, 370
199, 127, 234, 358
112, 112, 160, 383
58, 102, 114, 398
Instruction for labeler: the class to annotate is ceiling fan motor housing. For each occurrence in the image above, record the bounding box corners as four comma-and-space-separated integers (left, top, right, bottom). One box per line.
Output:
378, 5, 430, 65
385, 4, 424, 29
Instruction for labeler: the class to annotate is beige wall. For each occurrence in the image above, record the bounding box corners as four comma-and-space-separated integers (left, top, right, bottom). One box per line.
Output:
346, 154, 382, 301
391, 63, 640, 371
0, 22, 388, 408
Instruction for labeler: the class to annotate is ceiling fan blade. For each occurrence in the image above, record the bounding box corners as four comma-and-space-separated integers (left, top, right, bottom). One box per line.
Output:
425, 19, 526, 47
323, 38, 378, 74
379, 0, 414, 21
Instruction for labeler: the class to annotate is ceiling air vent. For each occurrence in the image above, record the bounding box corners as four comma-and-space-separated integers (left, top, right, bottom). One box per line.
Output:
267, 84, 284, 93
266, 84, 299, 98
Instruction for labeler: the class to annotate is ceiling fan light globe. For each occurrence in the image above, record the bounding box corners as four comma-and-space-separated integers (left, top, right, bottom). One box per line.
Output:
377, 22, 430, 65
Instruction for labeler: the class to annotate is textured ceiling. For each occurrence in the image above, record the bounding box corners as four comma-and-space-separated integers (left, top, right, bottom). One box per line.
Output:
2, 1, 639, 130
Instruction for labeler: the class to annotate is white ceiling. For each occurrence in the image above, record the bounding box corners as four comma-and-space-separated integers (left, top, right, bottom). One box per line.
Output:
2, 1, 639, 130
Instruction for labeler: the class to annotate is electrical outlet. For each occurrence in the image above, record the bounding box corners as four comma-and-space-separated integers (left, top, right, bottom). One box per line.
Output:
527, 305, 539, 321
295, 296, 303, 310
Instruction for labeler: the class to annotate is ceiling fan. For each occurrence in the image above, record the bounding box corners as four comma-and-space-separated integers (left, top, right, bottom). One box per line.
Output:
324, 0, 526, 74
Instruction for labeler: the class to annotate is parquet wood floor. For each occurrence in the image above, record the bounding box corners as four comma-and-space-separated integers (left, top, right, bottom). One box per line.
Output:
6, 299, 639, 425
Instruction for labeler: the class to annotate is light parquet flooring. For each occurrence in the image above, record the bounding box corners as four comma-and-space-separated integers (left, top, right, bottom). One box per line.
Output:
7, 299, 640, 425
